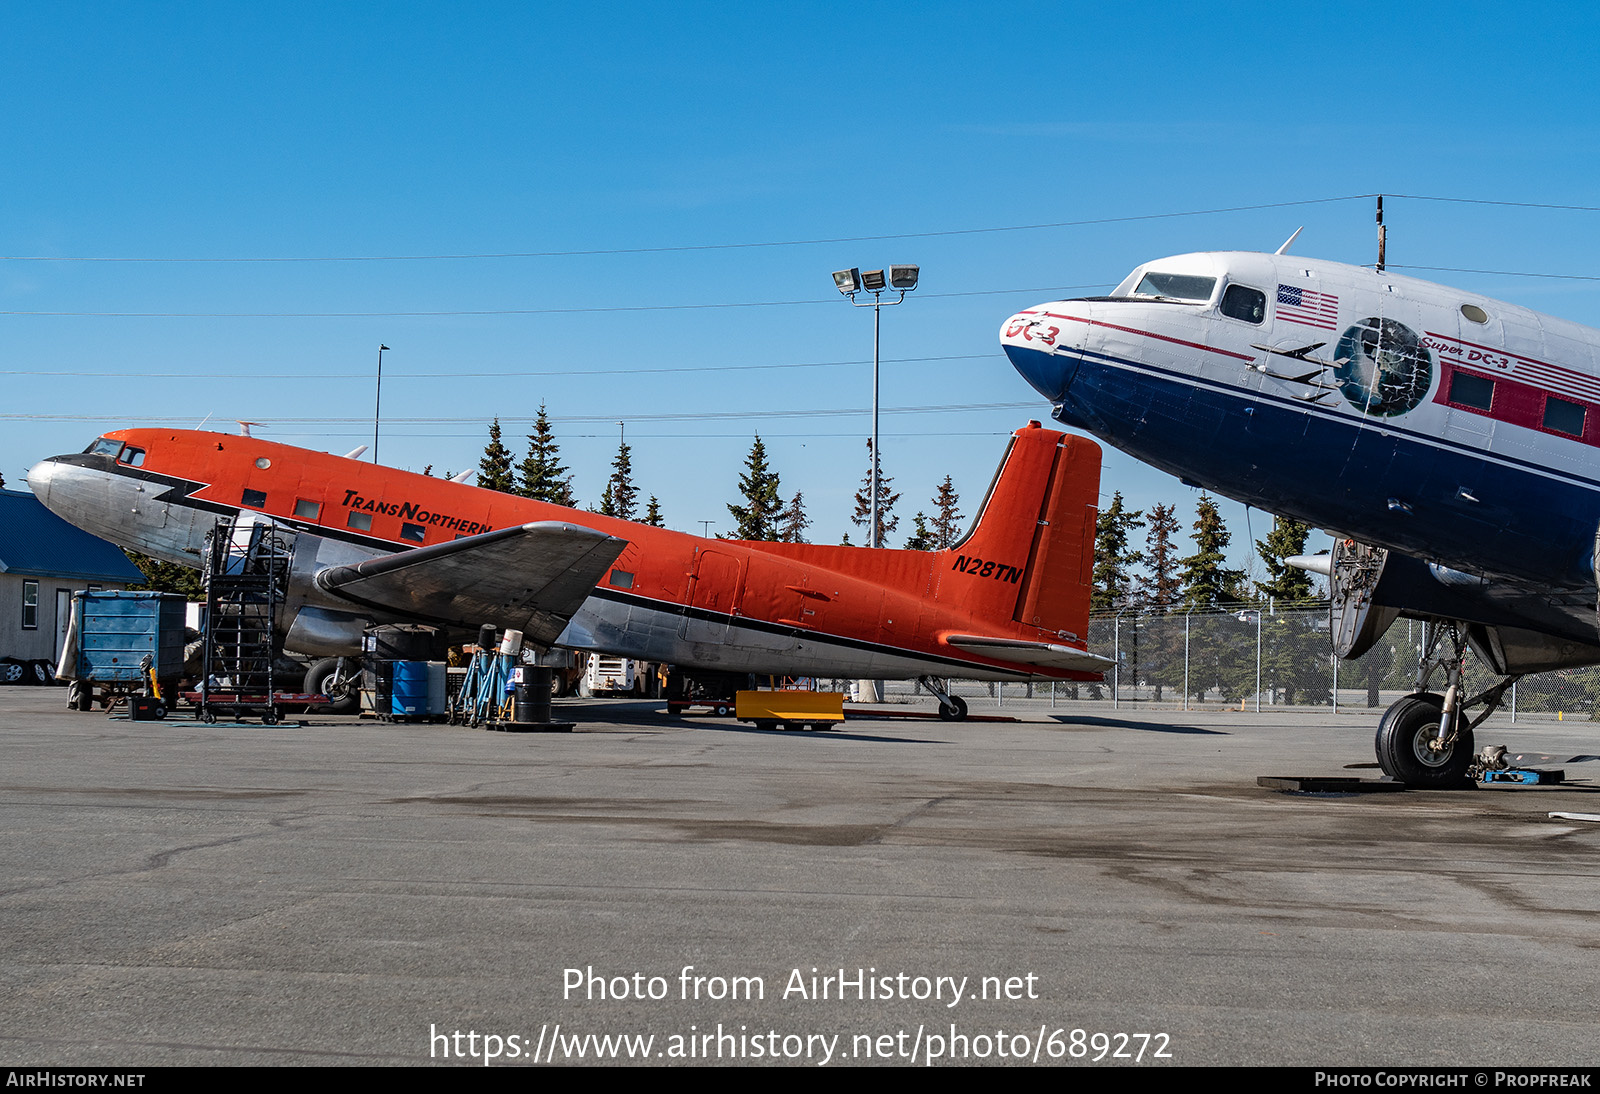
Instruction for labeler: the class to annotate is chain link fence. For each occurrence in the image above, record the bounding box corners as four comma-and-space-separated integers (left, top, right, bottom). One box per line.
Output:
845, 607, 1600, 722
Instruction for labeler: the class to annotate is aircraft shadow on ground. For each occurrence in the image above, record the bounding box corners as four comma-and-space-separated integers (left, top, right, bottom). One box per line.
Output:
1044, 715, 1226, 736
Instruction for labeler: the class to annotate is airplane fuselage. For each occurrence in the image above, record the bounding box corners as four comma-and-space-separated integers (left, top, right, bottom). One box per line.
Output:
28, 426, 1108, 684
1003, 252, 1600, 597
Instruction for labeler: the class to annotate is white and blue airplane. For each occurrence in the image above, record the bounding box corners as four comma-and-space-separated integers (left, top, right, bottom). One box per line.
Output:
1002, 245, 1600, 786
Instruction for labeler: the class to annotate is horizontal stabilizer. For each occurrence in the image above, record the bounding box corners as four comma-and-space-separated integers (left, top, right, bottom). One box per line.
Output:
316, 521, 627, 645
944, 634, 1114, 673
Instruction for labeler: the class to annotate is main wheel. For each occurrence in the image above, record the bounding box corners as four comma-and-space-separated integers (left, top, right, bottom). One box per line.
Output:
304, 658, 360, 715
1375, 693, 1474, 788
937, 695, 969, 721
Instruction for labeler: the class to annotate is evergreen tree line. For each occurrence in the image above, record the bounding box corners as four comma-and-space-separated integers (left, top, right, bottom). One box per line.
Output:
475, 420, 968, 548
1093, 491, 1322, 615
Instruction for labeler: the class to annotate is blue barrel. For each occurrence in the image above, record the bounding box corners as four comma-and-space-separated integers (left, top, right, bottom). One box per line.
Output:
391, 660, 430, 716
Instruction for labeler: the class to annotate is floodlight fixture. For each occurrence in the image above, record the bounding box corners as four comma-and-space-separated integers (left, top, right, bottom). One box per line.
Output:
829, 261, 920, 550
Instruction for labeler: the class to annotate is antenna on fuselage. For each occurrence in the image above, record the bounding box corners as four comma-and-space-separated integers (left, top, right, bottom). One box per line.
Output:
1376, 195, 1387, 272
1274, 227, 1303, 255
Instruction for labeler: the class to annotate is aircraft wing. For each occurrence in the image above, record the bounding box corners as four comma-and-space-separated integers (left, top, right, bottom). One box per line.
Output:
315, 521, 627, 645
944, 635, 1115, 673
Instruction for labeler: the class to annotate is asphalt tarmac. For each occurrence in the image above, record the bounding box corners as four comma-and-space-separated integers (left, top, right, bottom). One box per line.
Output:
2, 688, 1598, 1067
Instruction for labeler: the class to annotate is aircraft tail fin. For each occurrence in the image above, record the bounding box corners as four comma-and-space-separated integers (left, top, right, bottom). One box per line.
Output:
938, 423, 1101, 643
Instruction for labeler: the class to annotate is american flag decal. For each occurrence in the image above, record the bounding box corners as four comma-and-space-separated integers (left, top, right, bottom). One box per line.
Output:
1276, 284, 1339, 330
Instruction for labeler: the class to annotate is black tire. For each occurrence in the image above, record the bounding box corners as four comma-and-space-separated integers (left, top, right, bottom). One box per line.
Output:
304, 658, 360, 715
262, 708, 279, 726
714, 703, 730, 717
152, 704, 167, 721
200, 708, 217, 724
1375, 693, 1475, 788
937, 695, 969, 721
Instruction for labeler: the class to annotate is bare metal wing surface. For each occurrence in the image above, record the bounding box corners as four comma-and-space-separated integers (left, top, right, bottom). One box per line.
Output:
315, 521, 628, 645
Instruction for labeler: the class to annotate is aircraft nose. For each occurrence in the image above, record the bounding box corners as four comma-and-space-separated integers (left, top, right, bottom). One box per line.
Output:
25, 456, 61, 506
999, 306, 1081, 402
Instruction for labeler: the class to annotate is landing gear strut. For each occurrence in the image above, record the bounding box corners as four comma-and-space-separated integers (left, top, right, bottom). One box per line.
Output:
1374, 622, 1519, 788
919, 676, 968, 721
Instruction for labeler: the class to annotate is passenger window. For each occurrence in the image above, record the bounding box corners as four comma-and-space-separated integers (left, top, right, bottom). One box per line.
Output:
293, 498, 321, 520
1449, 372, 1495, 411
401, 522, 426, 543
1220, 285, 1266, 324
609, 569, 635, 589
347, 511, 373, 531
1544, 396, 1586, 436
242, 488, 267, 508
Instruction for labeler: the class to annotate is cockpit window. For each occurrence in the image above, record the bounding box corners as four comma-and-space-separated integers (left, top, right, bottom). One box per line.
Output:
117, 446, 146, 467
1130, 272, 1216, 302
1220, 284, 1266, 324
85, 437, 124, 458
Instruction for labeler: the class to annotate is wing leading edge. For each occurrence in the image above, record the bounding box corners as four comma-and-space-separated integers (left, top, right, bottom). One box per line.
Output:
316, 521, 627, 645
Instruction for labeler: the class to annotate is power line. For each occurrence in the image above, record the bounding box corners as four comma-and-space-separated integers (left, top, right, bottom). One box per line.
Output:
0, 400, 1040, 426
0, 196, 1370, 264
1387, 264, 1600, 283
0, 352, 996, 380
0, 283, 1106, 319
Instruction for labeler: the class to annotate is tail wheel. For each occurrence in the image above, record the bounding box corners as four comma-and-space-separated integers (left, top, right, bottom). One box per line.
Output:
937, 695, 969, 721
1375, 693, 1474, 788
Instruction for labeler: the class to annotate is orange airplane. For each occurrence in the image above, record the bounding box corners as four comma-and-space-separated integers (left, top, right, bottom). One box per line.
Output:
28, 421, 1109, 719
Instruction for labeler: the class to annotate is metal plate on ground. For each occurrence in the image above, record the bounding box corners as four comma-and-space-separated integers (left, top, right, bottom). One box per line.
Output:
1257, 775, 1408, 793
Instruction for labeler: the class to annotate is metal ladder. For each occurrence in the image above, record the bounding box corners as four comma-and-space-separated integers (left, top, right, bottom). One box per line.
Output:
198, 514, 294, 724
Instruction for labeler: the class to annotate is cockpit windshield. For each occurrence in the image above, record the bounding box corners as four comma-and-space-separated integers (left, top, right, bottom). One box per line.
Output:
1128, 272, 1217, 302
85, 437, 124, 458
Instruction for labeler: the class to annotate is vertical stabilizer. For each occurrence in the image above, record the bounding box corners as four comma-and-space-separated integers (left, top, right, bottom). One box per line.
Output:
941, 424, 1100, 641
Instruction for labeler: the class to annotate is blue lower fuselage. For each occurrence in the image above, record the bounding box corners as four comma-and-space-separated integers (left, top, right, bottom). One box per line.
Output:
1004, 340, 1600, 592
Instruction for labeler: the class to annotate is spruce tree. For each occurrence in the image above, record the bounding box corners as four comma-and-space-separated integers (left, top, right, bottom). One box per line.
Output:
519, 404, 576, 506
1092, 491, 1145, 613
777, 491, 811, 544
604, 428, 638, 521
125, 550, 204, 599
478, 418, 517, 494
726, 434, 783, 540
850, 440, 900, 547
904, 512, 933, 550
1179, 494, 1248, 609
930, 475, 963, 549
1254, 515, 1316, 604
1138, 503, 1183, 611
643, 497, 664, 527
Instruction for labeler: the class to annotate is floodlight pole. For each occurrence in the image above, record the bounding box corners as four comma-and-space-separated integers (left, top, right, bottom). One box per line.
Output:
839, 284, 911, 548
373, 344, 389, 464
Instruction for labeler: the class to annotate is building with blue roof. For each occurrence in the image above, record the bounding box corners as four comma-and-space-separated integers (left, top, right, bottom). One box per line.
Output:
0, 488, 145, 666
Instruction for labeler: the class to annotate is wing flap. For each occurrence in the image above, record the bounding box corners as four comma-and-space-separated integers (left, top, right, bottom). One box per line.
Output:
945, 634, 1114, 673
316, 521, 627, 645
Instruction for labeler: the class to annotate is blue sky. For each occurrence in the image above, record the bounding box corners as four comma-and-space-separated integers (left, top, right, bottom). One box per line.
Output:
6, 2, 1600, 574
